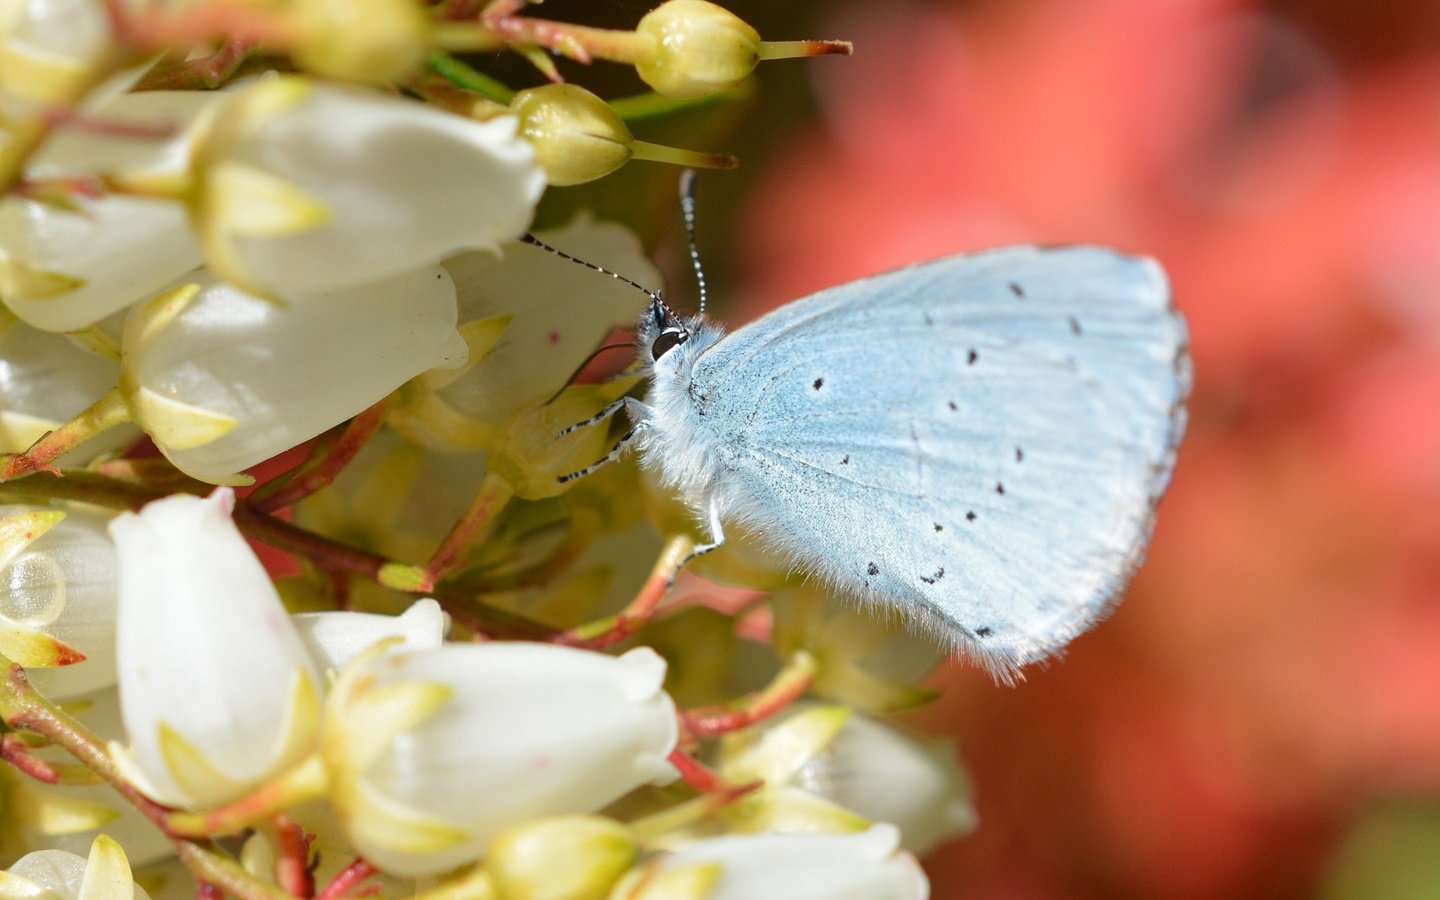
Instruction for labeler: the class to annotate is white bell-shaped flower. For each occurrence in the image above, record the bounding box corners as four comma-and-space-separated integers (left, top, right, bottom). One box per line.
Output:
0, 313, 136, 460
0, 504, 119, 699
119, 264, 465, 484
0, 0, 111, 105
782, 704, 977, 855
292, 598, 447, 673
0, 90, 215, 332
1, 837, 150, 900
619, 825, 929, 900
109, 488, 321, 809
323, 643, 678, 877
439, 214, 661, 428
190, 77, 544, 297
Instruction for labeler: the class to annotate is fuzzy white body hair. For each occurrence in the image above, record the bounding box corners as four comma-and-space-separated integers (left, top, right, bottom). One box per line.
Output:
623, 246, 1189, 681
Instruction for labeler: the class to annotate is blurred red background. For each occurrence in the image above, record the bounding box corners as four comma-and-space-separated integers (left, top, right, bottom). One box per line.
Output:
727, 0, 1440, 896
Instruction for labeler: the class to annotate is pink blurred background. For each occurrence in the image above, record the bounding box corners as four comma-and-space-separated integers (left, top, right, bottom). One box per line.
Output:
727, 0, 1440, 896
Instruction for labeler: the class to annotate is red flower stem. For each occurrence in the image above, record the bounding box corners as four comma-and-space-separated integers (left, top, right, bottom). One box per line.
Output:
0, 733, 60, 783
0, 471, 556, 640
250, 399, 392, 513
273, 814, 315, 898
425, 471, 517, 582
555, 534, 695, 648
315, 859, 378, 900
666, 748, 726, 793
681, 649, 817, 737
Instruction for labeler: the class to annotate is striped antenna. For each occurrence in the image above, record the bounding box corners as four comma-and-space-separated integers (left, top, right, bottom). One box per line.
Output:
520, 232, 664, 305
679, 169, 708, 315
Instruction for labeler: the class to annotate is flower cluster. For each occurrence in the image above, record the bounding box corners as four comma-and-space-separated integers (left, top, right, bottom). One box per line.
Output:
0, 1, 975, 898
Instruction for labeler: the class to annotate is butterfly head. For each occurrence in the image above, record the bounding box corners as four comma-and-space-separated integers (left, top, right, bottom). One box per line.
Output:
638, 295, 692, 364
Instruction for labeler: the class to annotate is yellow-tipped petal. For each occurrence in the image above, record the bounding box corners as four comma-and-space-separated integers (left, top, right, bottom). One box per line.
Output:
125, 282, 202, 348
612, 860, 722, 900
724, 705, 851, 784
27, 792, 121, 836
207, 162, 331, 239
0, 509, 65, 567
754, 785, 871, 835
346, 776, 473, 856
0, 257, 85, 302
156, 721, 249, 805
333, 679, 453, 772
266, 668, 322, 778
0, 621, 86, 668
418, 314, 513, 391
128, 387, 238, 451
79, 835, 134, 900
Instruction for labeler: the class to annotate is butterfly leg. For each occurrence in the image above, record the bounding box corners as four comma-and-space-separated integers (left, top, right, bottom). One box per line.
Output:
556, 415, 652, 485
675, 498, 726, 576
557, 396, 649, 437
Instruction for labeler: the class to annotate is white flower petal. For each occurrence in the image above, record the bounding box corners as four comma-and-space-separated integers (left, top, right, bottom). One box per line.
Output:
120, 264, 464, 484
293, 599, 448, 673
111, 488, 320, 807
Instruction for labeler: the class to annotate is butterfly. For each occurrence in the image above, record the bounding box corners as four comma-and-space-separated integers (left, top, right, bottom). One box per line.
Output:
561, 244, 1189, 679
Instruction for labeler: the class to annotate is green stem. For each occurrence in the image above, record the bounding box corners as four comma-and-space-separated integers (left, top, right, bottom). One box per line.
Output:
426, 51, 516, 104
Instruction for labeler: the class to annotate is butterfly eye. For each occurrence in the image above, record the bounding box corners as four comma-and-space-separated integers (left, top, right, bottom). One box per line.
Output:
652, 329, 687, 359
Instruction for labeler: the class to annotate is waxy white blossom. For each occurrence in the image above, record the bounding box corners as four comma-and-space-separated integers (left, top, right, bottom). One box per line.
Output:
323, 643, 679, 877
119, 264, 465, 484
0, 90, 215, 332
779, 704, 977, 855
439, 215, 662, 429
619, 825, 929, 900
190, 78, 545, 297
1, 837, 149, 900
0, 504, 119, 699
292, 598, 447, 673
109, 489, 320, 809
0, 314, 124, 456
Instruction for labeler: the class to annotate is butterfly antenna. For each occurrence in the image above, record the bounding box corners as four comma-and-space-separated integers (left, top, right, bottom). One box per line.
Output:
520, 232, 664, 305
679, 168, 708, 316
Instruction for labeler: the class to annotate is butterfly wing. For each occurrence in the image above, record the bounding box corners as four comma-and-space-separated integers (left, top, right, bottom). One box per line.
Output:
689, 246, 1189, 676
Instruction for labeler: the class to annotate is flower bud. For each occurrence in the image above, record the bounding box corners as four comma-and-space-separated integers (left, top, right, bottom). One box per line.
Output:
634, 0, 759, 98
507, 84, 738, 187
110, 489, 321, 809
485, 815, 636, 900
287, 0, 429, 83
0, 504, 119, 700
632, 0, 849, 99
189, 78, 544, 297
0, 90, 214, 332
323, 643, 678, 877
510, 84, 632, 186
618, 825, 928, 900
119, 264, 465, 484
2, 837, 150, 900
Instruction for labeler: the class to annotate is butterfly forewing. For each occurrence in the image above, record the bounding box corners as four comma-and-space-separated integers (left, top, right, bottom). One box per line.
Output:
686, 246, 1188, 675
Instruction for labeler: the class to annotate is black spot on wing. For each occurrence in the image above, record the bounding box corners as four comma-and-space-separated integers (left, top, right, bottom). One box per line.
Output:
1008, 281, 1024, 298
995, 482, 1005, 495
1068, 315, 1083, 335
976, 626, 993, 637
1015, 446, 1024, 462
919, 567, 945, 585
867, 562, 879, 576
812, 377, 824, 390
967, 349, 978, 365
966, 510, 977, 521
933, 522, 943, 532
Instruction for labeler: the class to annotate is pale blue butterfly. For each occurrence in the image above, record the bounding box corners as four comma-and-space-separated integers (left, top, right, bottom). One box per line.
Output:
550, 232, 1189, 679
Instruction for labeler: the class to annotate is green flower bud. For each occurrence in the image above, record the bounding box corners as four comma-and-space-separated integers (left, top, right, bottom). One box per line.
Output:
486, 815, 637, 900
632, 0, 850, 99
510, 83, 737, 186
